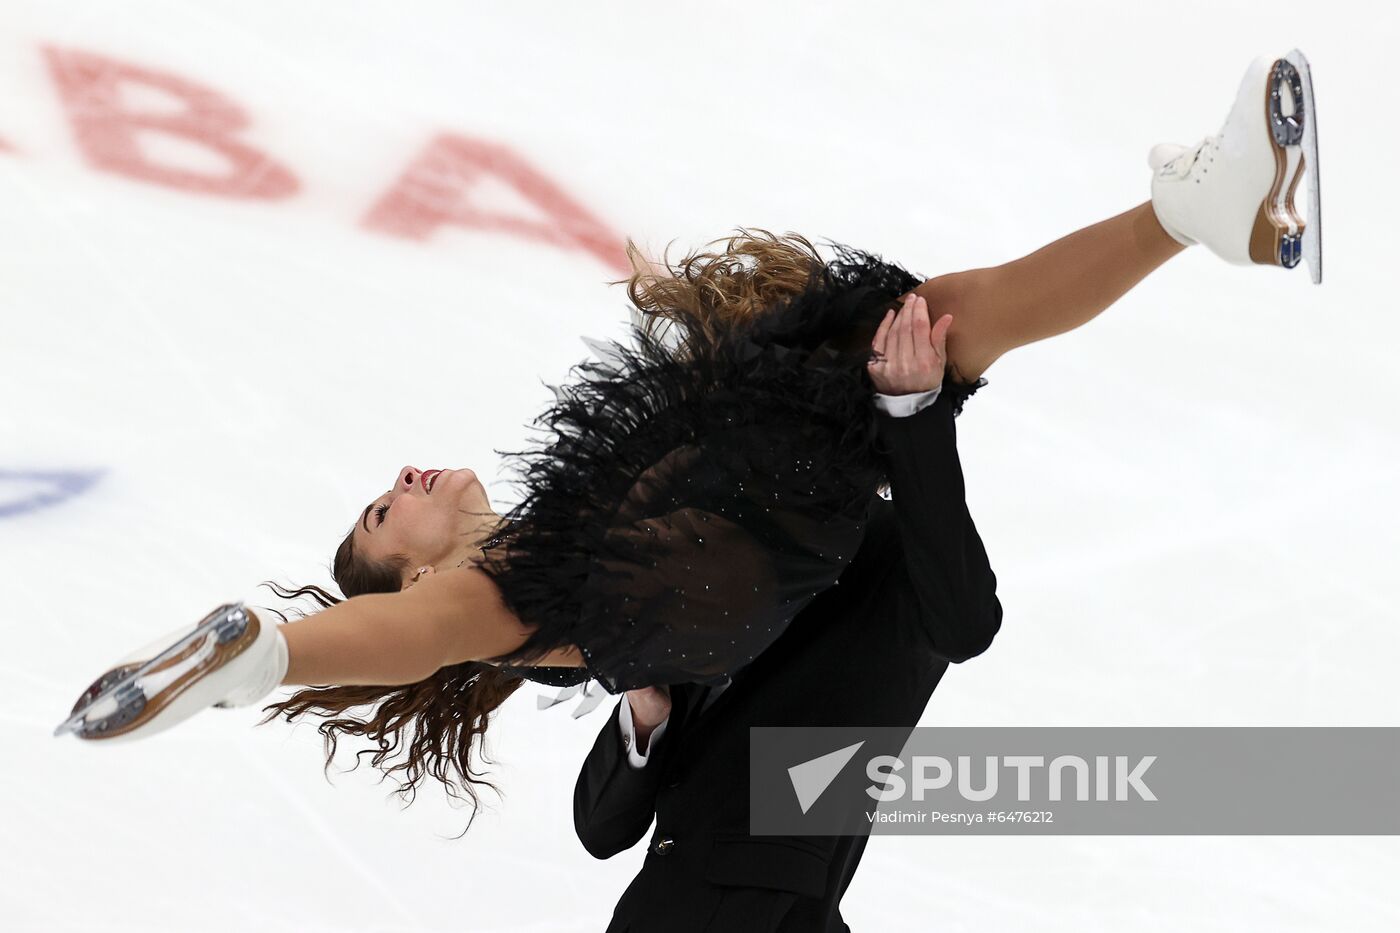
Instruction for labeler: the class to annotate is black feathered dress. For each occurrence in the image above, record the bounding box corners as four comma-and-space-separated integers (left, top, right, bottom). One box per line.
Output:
472, 244, 985, 694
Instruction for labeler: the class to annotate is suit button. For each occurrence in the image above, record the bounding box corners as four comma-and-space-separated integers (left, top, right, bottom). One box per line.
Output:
651, 837, 676, 855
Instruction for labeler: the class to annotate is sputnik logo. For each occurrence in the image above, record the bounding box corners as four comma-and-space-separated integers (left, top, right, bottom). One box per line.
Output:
788, 741, 866, 814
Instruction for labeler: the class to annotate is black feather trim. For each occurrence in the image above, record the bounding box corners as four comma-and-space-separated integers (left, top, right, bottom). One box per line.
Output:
474, 243, 983, 690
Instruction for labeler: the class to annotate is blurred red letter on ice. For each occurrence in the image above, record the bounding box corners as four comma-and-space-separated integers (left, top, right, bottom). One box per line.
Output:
45, 46, 298, 200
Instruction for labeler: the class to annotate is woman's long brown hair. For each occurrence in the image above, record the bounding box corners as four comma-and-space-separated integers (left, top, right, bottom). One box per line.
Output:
622, 227, 824, 361
254, 532, 525, 837
255, 229, 826, 835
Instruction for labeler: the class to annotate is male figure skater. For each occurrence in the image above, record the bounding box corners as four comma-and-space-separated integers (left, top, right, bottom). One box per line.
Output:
573, 295, 1003, 932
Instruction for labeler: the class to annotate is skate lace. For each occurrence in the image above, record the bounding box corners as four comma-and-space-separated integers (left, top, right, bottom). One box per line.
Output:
1165, 135, 1217, 176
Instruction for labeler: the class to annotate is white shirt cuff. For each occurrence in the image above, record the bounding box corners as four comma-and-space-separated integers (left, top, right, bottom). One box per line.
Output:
873, 385, 942, 418
618, 695, 669, 769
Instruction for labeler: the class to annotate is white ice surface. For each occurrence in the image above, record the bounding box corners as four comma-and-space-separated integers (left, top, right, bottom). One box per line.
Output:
3, 2, 1397, 930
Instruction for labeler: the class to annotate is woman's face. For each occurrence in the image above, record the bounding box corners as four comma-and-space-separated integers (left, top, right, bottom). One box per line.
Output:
351, 465, 498, 575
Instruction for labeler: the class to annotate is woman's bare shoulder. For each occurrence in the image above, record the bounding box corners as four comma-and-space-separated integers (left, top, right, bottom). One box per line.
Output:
399, 565, 560, 668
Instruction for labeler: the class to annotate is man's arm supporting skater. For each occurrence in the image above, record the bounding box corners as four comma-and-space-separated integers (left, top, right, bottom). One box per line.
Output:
872, 379, 1002, 662
573, 688, 673, 858
871, 294, 1002, 661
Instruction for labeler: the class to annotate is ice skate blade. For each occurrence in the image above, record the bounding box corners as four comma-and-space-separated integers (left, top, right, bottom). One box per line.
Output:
1248, 57, 1308, 272
53, 603, 256, 741
1286, 48, 1323, 284
1247, 52, 1321, 282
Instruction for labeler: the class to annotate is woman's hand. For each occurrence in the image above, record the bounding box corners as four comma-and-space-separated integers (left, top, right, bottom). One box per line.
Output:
625, 686, 671, 750
867, 292, 953, 395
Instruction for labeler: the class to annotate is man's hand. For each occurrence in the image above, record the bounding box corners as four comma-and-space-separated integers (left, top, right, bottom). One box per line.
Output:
867, 293, 953, 396
625, 686, 671, 753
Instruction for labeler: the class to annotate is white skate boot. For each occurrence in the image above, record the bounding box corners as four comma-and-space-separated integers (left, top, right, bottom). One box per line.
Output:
53, 602, 289, 743
1149, 49, 1322, 283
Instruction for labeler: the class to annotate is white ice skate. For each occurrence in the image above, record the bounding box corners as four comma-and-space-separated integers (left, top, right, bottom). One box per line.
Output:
1149, 49, 1322, 283
53, 602, 288, 743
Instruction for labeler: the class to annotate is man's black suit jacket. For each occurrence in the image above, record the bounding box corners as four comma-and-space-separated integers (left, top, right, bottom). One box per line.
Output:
573, 388, 1003, 933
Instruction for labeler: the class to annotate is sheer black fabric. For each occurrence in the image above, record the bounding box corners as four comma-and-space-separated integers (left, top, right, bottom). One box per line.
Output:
477, 244, 985, 694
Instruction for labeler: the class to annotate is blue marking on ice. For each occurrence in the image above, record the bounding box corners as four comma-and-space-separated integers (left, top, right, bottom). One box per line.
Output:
0, 468, 104, 518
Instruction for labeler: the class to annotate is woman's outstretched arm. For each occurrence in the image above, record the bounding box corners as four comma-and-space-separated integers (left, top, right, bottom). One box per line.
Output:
277, 567, 583, 687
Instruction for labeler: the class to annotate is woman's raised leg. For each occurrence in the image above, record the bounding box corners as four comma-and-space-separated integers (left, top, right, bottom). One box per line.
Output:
911, 201, 1186, 383
917, 49, 1324, 383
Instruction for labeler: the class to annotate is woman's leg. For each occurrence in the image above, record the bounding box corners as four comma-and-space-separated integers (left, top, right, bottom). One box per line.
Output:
913, 201, 1187, 382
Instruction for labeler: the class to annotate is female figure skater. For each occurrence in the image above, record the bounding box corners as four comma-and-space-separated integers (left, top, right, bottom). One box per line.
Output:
56, 51, 1322, 817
